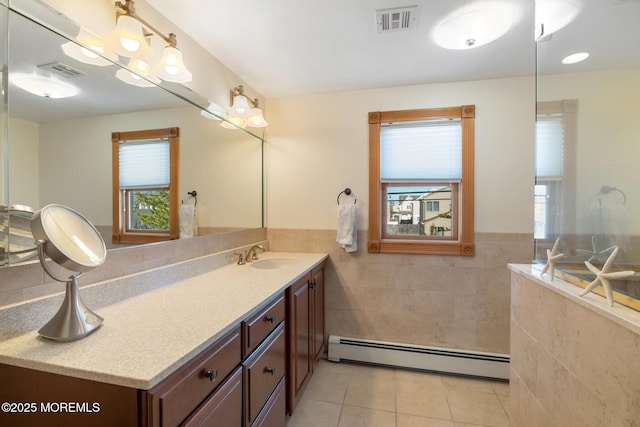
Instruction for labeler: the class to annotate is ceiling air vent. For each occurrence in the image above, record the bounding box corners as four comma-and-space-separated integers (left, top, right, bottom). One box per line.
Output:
37, 62, 86, 79
376, 6, 418, 34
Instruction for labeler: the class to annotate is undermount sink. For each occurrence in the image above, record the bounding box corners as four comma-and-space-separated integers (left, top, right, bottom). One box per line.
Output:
250, 258, 301, 269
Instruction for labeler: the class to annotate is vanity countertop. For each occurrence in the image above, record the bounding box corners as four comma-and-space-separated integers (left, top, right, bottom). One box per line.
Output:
0, 252, 327, 390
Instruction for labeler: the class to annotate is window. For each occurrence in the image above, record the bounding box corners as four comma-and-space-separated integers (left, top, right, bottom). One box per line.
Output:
534, 100, 577, 247
368, 106, 475, 255
112, 128, 179, 244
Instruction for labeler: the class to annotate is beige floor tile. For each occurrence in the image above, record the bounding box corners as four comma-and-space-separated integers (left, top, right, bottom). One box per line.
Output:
305, 370, 349, 404
287, 398, 342, 427
490, 381, 510, 396
447, 390, 509, 427
497, 395, 509, 418
338, 405, 396, 427
348, 362, 397, 382
397, 413, 455, 427
316, 359, 353, 376
394, 369, 446, 391
344, 377, 397, 412
396, 381, 452, 420
441, 375, 496, 393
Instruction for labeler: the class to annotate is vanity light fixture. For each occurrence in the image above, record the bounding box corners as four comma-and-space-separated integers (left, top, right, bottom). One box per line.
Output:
105, 0, 192, 83
11, 74, 80, 99
61, 29, 118, 67
201, 101, 225, 120
226, 85, 269, 128
432, 1, 519, 50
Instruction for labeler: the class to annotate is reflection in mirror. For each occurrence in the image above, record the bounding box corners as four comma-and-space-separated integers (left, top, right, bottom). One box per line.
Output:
534, 0, 640, 309
2, 3, 264, 265
383, 185, 455, 238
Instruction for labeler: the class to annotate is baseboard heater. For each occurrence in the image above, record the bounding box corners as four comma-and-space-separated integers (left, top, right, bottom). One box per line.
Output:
328, 335, 509, 380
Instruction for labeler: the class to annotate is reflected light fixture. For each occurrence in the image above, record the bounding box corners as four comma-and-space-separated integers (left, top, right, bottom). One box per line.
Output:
11, 73, 79, 98
226, 85, 269, 128
62, 29, 118, 67
201, 101, 225, 120
106, 0, 192, 83
535, 0, 581, 40
432, 1, 519, 50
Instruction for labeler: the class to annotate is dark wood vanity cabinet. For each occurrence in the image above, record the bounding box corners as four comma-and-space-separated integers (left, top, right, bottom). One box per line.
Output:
286, 262, 325, 415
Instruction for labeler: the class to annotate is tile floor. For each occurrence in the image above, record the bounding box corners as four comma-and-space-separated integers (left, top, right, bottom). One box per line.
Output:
286, 359, 510, 427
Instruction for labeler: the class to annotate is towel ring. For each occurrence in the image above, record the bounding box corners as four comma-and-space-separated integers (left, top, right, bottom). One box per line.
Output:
337, 188, 356, 205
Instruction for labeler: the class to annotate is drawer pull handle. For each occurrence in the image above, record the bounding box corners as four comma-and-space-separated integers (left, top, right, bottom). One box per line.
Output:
205, 369, 218, 382
265, 367, 276, 375
265, 316, 276, 324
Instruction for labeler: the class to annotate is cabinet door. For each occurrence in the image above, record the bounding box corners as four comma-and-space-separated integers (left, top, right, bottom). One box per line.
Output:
286, 274, 311, 414
181, 367, 242, 427
311, 266, 325, 363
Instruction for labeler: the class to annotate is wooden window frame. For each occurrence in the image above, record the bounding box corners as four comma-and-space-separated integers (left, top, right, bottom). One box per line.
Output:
112, 127, 179, 244
368, 106, 475, 256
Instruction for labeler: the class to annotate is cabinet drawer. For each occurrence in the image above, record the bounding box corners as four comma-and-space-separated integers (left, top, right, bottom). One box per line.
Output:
250, 377, 286, 427
242, 293, 285, 358
243, 323, 285, 426
181, 366, 242, 427
148, 326, 241, 427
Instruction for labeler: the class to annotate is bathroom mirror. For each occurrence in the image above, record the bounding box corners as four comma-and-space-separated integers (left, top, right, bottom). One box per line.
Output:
31, 204, 106, 341
0, 1, 264, 265
534, 0, 640, 309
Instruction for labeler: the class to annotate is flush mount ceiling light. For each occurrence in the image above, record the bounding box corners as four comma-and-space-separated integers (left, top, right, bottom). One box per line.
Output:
535, 0, 581, 40
11, 74, 80, 98
432, 1, 519, 50
104, 0, 192, 83
224, 85, 269, 128
561, 52, 589, 64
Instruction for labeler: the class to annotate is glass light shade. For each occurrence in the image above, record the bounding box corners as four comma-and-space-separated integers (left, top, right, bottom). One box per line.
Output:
201, 101, 225, 120
115, 58, 161, 87
105, 14, 154, 60
152, 46, 192, 83
433, 2, 516, 50
230, 95, 252, 118
11, 74, 79, 98
535, 0, 581, 39
561, 52, 589, 64
61, 30, 118, 67
221, 116, 247, 129
247, 107, 269, 127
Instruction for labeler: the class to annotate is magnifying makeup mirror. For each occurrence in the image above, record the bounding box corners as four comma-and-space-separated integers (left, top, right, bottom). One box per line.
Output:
31, 204, 107, 341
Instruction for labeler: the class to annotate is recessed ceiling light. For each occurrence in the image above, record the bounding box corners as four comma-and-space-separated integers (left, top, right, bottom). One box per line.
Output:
561, 52, 589, 64
432, 2, 520, 50
11, 74, 79, 98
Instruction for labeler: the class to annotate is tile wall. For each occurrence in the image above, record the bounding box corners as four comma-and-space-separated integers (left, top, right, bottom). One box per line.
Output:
269, 229, 533, 355
510, 266, 640, 426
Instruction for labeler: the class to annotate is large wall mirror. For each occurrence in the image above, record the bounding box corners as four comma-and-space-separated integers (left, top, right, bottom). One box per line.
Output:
534, 0, 640, 309
0, 1, 264, 266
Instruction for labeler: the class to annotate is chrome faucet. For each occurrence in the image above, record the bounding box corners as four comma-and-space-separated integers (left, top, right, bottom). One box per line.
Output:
246, 245, 265, 261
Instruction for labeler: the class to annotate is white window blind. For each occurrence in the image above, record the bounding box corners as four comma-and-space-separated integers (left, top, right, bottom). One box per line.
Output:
119, 139, 170, 188
380, 119, 462, 180
535, 115, 564, 179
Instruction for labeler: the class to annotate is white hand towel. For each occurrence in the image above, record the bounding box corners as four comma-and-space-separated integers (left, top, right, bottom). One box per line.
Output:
180, 204, 197, 239
337, 204, 357, 252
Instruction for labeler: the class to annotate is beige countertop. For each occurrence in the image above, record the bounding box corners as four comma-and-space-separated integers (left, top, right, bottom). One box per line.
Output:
0, 252, 327, 390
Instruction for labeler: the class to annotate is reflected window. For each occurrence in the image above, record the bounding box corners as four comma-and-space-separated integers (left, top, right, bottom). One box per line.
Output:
112, 128, 179, 244
368, 106, 475, 255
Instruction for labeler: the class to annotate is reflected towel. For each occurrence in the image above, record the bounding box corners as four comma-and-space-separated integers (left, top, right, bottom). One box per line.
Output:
337, 204, 357, 252
180, 204, 197, 239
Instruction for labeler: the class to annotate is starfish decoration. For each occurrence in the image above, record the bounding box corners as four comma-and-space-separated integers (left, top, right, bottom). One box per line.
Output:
579, 246, 635, 307
576, 236, 616, 263
540, 238, 564, 281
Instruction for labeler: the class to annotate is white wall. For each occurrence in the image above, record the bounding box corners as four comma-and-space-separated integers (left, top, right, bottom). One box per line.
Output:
8, 118, 39, 209
265, 76, 536, 234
